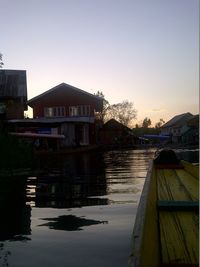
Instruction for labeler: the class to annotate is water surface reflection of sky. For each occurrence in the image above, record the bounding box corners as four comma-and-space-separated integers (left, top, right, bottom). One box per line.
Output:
0, 148, 159, 266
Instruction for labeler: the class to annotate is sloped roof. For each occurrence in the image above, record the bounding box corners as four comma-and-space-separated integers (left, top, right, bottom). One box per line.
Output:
162, 112, 193, 128
102, 119, 131, 131
187, 114, 199, 127
27, 83, 102, 105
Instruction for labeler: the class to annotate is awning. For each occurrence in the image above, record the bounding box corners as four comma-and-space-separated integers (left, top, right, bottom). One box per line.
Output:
143, 134, 170, 140
9, 132, 65, 139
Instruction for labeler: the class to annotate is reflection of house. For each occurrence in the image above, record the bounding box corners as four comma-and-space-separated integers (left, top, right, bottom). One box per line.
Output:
161, 112, 198, 144
9, 83, 103, 148
0, 69, 27, 119
99, 119, 137, 145
0, 177, 31, 241
27, 153, 108, 208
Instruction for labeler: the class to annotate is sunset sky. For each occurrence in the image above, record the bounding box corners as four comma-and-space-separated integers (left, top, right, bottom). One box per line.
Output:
1, 0, 199, 126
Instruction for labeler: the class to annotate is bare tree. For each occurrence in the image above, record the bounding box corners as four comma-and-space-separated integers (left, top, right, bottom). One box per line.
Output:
0, 53, 4, 68
155, 118, 165, 128
142, 117, 151, 128
94, 91, 110, 122
106, 100, 137, 127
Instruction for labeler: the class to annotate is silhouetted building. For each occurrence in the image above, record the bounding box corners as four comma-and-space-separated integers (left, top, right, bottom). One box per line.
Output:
99, 119, 137, 145
0, 69, 27, 119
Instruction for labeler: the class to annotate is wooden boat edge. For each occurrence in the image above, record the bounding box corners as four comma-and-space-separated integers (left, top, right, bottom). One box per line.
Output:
128, 157, 199, 267
128, 160, 160, 267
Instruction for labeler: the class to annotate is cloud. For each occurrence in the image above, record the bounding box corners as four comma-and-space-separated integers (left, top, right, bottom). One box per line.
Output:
147, 108, 167, 113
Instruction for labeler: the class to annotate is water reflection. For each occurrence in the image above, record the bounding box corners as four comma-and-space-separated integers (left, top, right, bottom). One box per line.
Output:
0, 243, 10, 267
27, 174, 108, 208
0, 148, 198, 267
27, 149, 156, 208
38, 215, 108, 231
27, 152, 108, 208
104, 149, 155, 204
0, 176, 31, 242
0, 176, 31, 267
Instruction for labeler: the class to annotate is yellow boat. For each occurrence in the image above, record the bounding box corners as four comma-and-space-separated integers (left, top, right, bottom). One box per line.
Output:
129, 149, 199, 267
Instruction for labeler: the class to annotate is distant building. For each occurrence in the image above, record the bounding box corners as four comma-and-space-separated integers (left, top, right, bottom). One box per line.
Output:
161, 112, 196, 144
8, 83, 103, 148
0, 69, 27, 119
99, 119, 138, 145
181, 114, 199, 145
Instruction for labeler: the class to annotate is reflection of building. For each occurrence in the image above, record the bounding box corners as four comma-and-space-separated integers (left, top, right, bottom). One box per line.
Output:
0, 176, 31, 241
34, 177, 108, 208
0, 69, 27, 119
8, 83, 103, 148
27, 153, 108, 208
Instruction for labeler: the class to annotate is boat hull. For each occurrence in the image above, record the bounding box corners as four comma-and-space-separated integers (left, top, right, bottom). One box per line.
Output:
129, 157, 199, 267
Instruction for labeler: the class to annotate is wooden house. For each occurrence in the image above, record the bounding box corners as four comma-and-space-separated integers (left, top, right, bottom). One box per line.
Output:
99, 119, 137, 146
181, 114, 199, 145
160, 113, 194, 143
11, 83, 103, 148
0, 69, 27, 119
161, 112, 199, 145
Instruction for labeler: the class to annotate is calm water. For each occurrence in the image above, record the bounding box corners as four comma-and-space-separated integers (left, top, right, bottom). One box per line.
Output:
0, 148, 198, 267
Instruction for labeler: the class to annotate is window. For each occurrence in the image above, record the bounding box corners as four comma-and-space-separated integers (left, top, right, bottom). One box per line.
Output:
44, 107, 53, 117
69, 106, 79, 116
86, 105, 90, 115
60, 106, 65, 116
44, 106, 65, 117
82, 106, 86, 116
69, 105, 91, 116
0, 103, 6, 114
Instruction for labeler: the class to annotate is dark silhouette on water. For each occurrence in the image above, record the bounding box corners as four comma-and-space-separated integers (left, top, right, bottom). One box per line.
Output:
38, 215, 108, 231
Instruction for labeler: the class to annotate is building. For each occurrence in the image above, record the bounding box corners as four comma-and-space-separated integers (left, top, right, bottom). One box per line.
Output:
9, 83, 103, 149
181, 114, 199, 145
99, 119, 137, 146
0, 69, 27, 119
161, 112, 195, 144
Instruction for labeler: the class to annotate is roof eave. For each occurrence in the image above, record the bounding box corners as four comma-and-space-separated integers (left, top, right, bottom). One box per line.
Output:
27, 83, 103, 105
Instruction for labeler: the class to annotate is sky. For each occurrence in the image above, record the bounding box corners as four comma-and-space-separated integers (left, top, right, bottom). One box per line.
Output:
1, 0, 199, 126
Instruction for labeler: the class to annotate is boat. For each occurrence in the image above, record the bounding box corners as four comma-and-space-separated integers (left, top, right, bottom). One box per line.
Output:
129, 149, 199, 267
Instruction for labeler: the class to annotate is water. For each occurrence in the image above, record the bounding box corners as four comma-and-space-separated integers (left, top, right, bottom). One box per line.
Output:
0, 148, 197, 266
